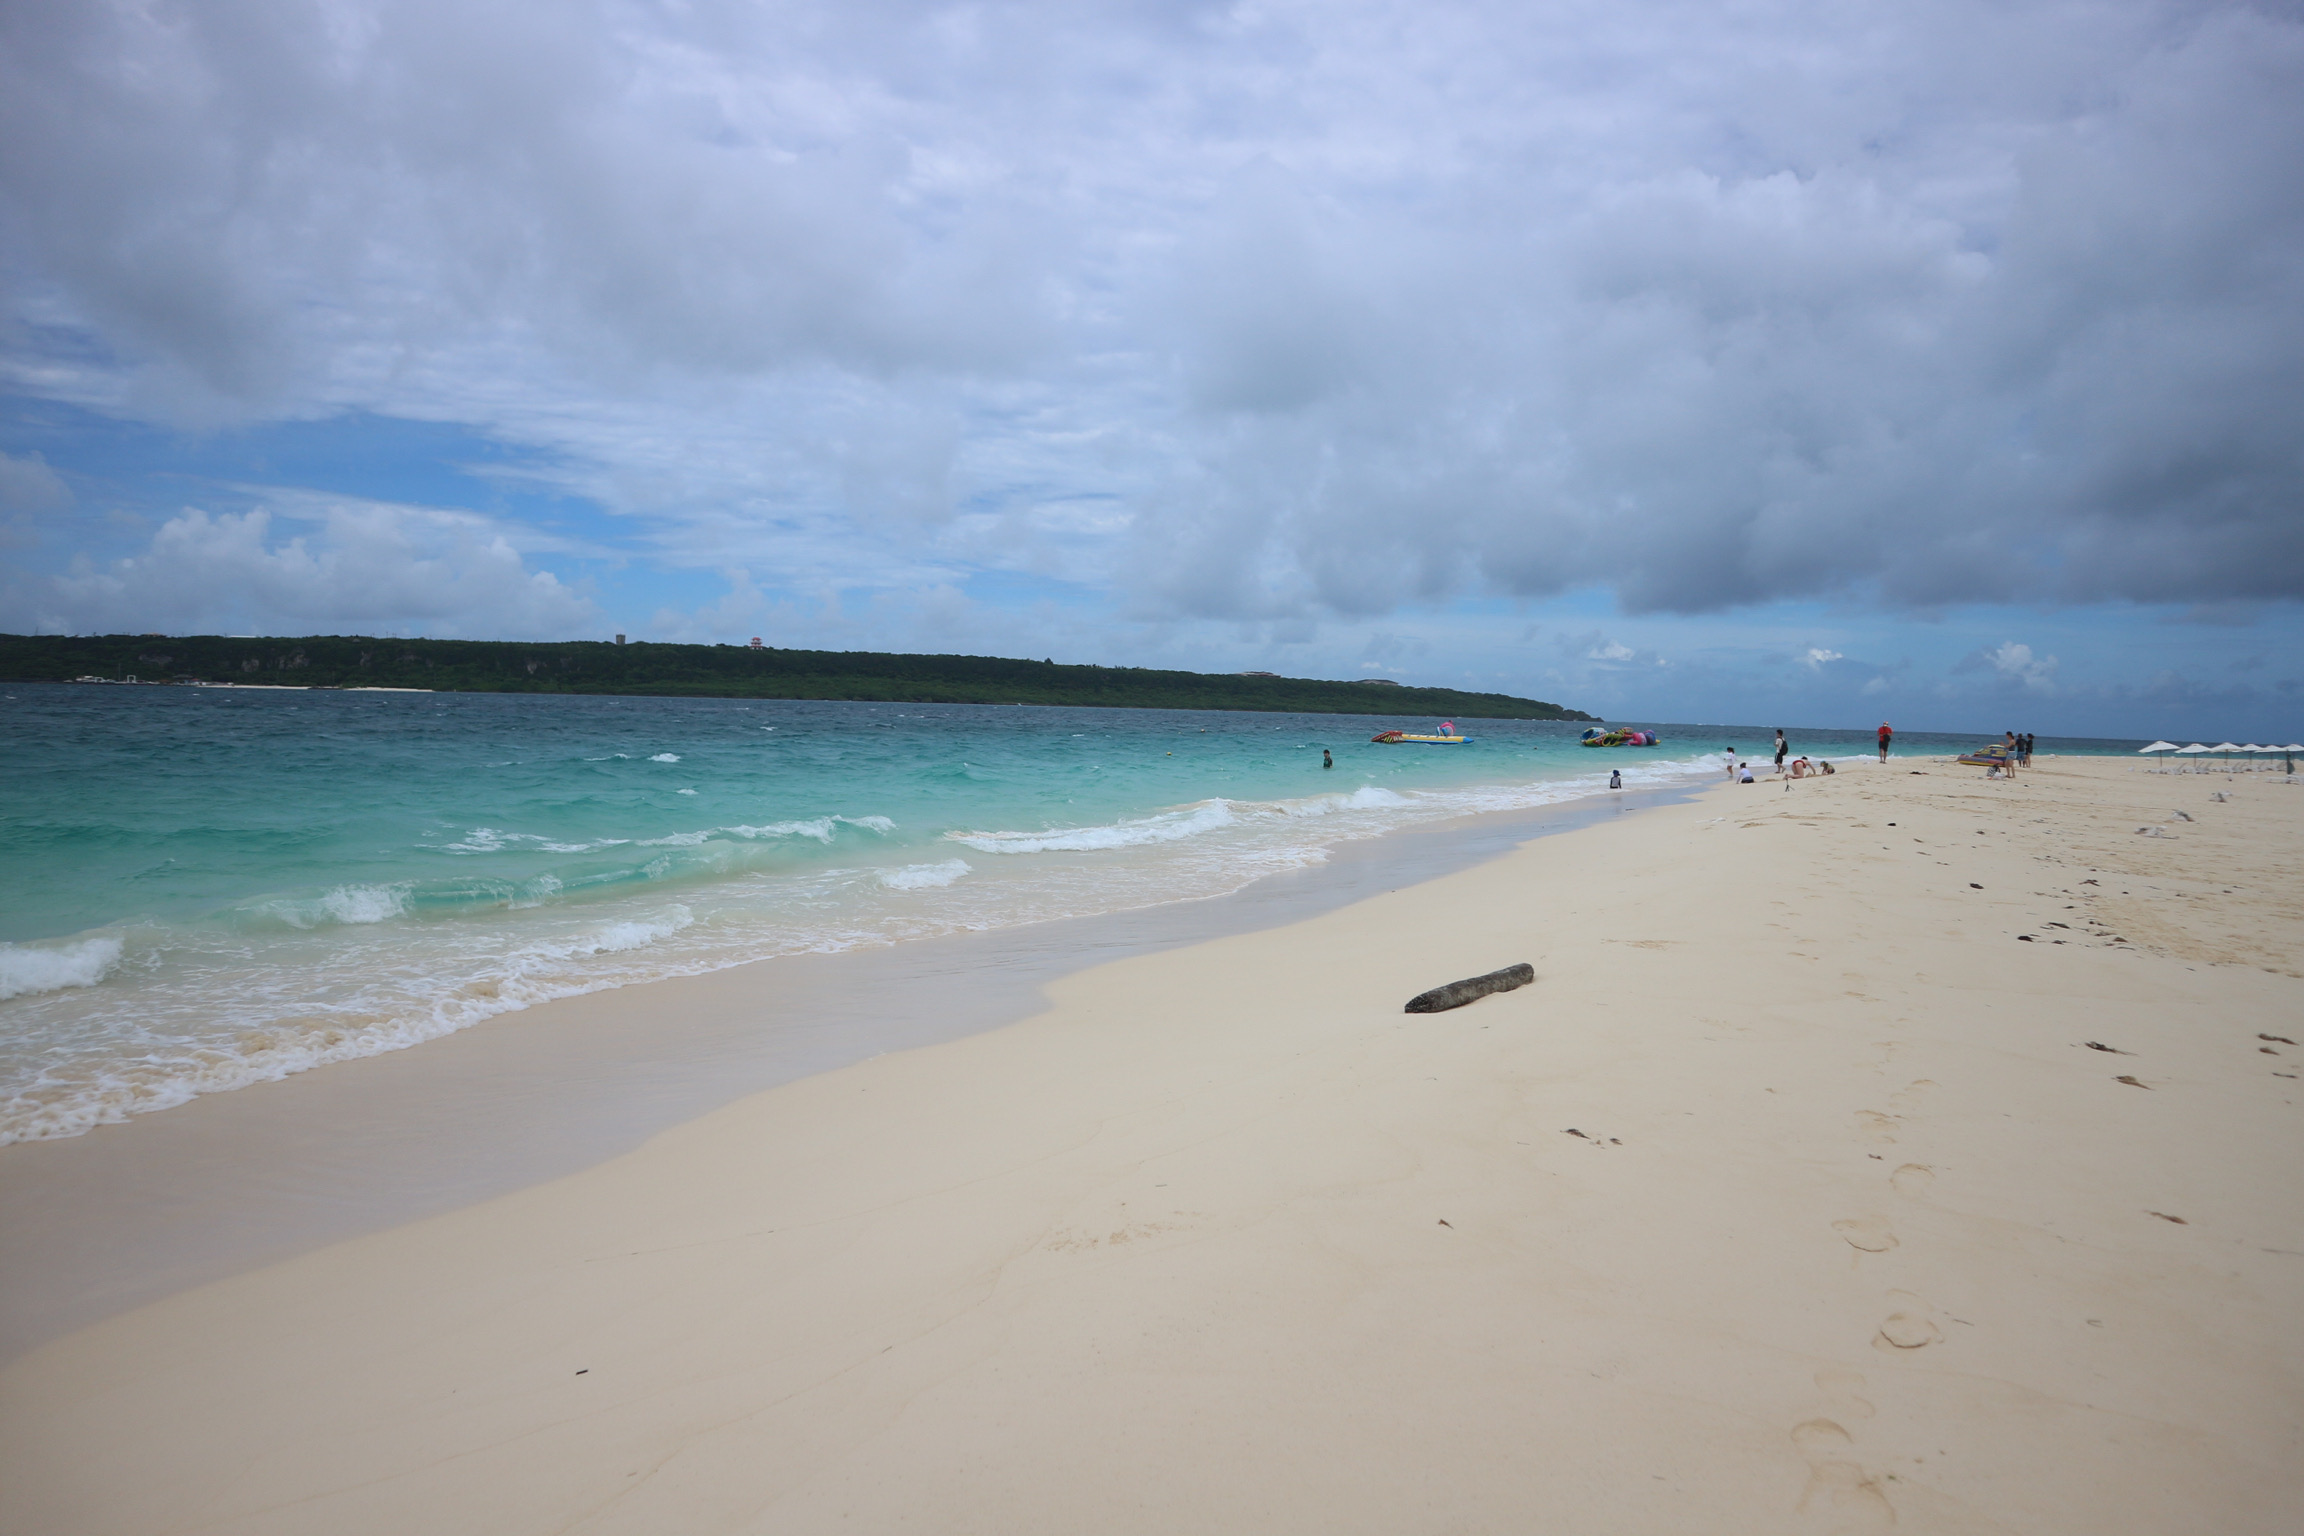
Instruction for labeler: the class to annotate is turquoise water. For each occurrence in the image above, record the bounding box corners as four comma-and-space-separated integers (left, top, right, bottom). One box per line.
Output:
0, 684, 2142, 1143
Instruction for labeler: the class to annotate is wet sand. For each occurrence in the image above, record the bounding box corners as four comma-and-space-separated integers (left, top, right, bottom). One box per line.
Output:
3, 757, 2299, 1534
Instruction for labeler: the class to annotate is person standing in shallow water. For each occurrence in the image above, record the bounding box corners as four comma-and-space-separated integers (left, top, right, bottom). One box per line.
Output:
1322, 749, 1333, 770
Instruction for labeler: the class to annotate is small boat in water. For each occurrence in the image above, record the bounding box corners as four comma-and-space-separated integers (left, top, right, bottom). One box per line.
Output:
1580, 727, 1662, 747
1372, 720, 1469, 744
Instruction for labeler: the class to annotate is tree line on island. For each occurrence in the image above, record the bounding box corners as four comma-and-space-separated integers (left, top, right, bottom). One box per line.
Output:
0, 633, 1597, 720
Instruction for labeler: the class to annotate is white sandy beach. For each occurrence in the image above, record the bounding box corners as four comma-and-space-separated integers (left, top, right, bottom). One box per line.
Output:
3, 755, 2300, 1535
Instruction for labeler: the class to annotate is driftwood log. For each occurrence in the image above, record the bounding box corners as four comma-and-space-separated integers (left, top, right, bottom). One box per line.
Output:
1404, 963, 1535, 1014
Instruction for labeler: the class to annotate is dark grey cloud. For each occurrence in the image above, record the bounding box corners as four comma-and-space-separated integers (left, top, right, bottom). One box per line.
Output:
3, 0, 2299, 633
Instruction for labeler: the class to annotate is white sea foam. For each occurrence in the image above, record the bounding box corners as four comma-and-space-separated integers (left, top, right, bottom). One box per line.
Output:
635, 815, 892, 848
641, 817, 837, 847
246, 884, 413, 929
950, 799, 1237, 854
1277, 785, 1414, 817
443, 828, 630, 854
575, 908, 694, 954
316, 885, 411, 925
0, 935, 124, 1001
877, 859, 971, 891
651, 753, 681, 763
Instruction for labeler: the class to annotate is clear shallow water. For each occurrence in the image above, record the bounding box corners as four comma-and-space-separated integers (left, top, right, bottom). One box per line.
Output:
0, 685, 2143, 1143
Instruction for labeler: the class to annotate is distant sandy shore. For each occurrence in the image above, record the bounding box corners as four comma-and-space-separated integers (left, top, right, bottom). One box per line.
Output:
5, 756, 2299, 1534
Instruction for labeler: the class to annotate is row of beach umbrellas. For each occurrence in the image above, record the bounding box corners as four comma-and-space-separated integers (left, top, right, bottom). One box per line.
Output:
2138, 740, 2301, 769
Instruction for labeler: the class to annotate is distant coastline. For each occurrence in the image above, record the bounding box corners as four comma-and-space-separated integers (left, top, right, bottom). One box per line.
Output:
0, 634, 1596, 720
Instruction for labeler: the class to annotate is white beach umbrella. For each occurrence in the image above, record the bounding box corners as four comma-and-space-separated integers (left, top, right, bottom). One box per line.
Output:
2138, 740, 2179, 753
2175, 743, 2211, 772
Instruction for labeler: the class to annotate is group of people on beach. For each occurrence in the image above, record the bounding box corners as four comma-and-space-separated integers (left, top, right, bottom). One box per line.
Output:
1720, 728, 1837, 784
1983, 731, 2036, 777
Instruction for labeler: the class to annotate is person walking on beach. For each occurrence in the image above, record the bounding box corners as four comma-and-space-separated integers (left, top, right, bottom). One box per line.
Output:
1724, 747, 1737, 779
1609, 768, 1622, 790
1774, 729, 1787, 776
1878, 721, 1892, 762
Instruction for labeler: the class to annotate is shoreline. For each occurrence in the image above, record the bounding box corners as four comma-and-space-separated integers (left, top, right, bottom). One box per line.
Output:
0, 779, 1690, 1361
6, 756, 2298, 1534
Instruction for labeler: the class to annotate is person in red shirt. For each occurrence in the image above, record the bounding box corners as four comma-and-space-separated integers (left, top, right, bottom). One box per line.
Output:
1877, 721, 1892, 762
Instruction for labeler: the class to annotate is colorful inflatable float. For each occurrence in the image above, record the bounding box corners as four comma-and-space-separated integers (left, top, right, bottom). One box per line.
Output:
1580, 727, 1662, 747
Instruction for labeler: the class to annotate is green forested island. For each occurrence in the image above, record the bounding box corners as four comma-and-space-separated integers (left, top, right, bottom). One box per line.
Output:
0, 633, 1596, 720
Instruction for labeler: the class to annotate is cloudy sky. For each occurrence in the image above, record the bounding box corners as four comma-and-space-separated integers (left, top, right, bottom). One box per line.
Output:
3, 0, 2300, 737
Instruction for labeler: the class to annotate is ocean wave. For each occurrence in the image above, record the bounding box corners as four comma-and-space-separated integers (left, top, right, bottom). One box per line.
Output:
951, 799, 1236, 854
0, 906, 707, 1144
1275, 785, 1414, 817
1, 745, 1739, 1146
568, 907, 694, 955
650, 753, 681, 763
640, 815, 895, 848
0, 935, 124, 1002
443, 828, 632, 855
642, 818, 833, 847
877, 859, 971, 891
246, 884, 413, 930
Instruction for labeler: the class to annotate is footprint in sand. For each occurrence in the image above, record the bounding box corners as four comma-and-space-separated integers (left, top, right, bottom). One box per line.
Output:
1870, 1289, 1944, 1354
1790, 1419, 1896, 1532
1890, 1163, 1934, 1198
1887, 1079, 1939, 1113
1854, 1111, 1901, 1145
1833, 1216, 1899, 1253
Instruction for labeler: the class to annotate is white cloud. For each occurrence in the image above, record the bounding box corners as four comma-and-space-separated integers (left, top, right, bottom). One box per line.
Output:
1802, 647, 1845, 669
1958, 639, 2061, 693
9, 499, 596, 638
1, 0, 2299, 631
0, 449, 72, 515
